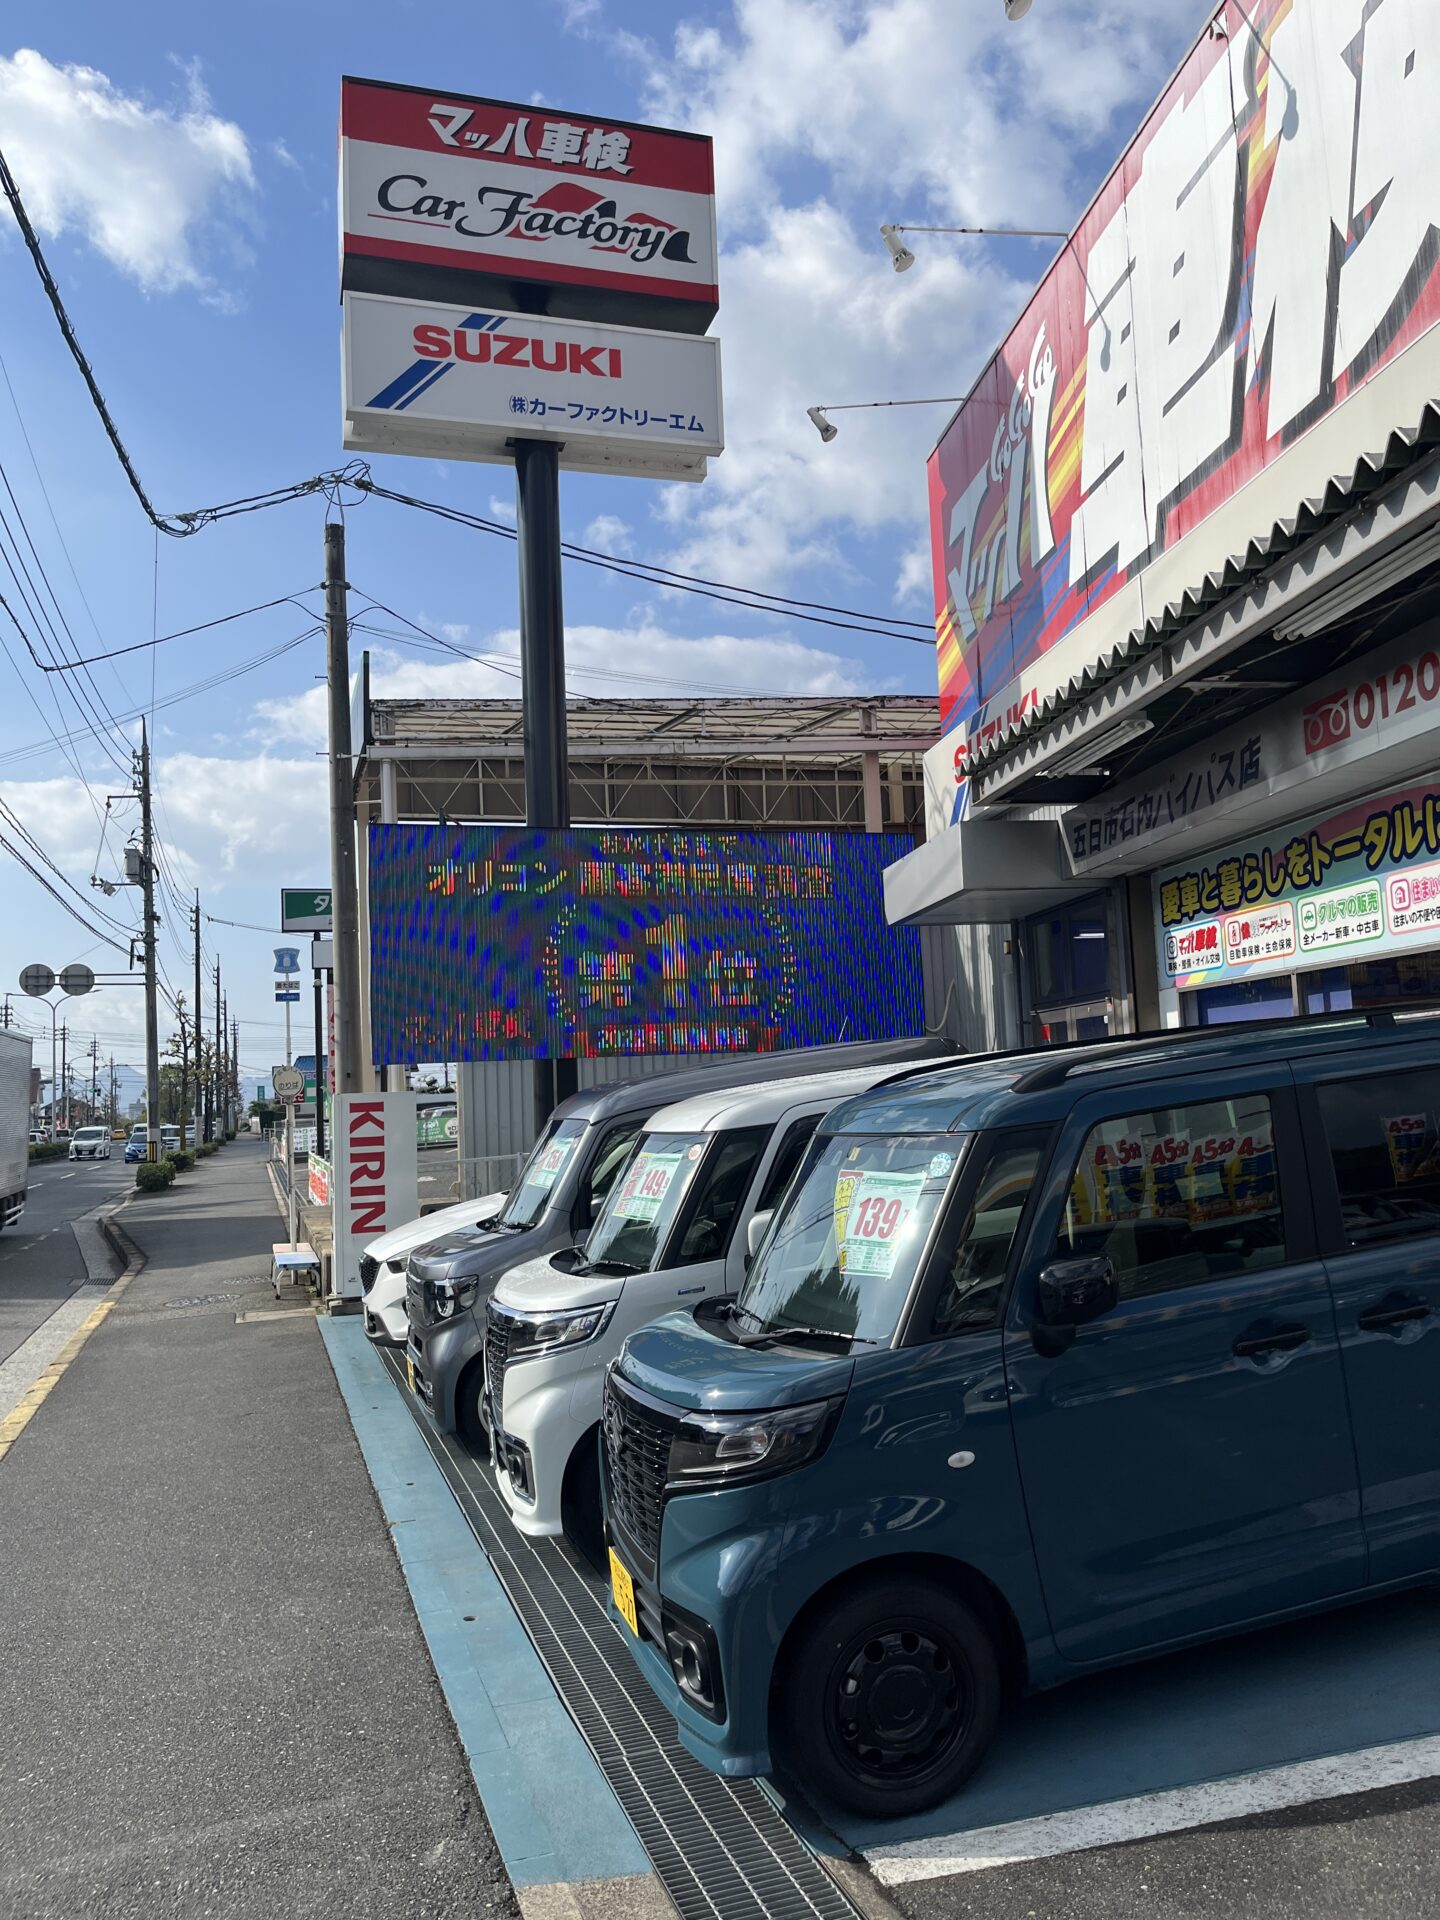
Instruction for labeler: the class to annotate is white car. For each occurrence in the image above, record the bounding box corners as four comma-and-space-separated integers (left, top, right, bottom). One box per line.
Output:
69, 1125, 113, 1161
360, 1190, 507, 1343
485, 1059, 952, 1556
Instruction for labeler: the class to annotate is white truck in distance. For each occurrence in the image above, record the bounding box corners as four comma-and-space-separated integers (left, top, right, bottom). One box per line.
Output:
0, 1028, 34, 1229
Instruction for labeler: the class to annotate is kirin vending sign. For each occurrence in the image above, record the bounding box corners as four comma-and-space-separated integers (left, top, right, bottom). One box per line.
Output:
930, 0, 1440, 757
340, 78, 717, 332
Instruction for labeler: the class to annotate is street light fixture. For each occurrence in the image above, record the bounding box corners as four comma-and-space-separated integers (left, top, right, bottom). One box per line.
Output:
806, 394, 969, 442
879, 221, 1070, 272
1004, 0, 1034, 18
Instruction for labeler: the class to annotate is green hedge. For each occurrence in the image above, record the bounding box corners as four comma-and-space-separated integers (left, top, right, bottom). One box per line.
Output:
197, 1140, 218, 1157
134, 1162, 175, 1193
170, 1149, 195, 1173
28, 1141, 69, 1163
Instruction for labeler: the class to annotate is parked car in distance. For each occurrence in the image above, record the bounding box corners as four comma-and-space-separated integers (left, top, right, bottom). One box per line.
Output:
361, 1190, 508, 1345
29, 1130, 47, 1145
602, 1008, 1440, 1821
124, 1127, 149, 1164
111, 1128, 128, 1140
403, 1038, 948, 1450
69, 1125, 112, 1161
159, 1125, 182, 1156
488, 1059, 953, 1561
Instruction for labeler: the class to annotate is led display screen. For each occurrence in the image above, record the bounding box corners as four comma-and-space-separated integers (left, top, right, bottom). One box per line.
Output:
369, 824, 923, 1063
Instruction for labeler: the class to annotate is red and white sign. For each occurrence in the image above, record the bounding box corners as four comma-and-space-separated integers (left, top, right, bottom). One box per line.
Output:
342, 291, 722, 481
1223, 902, 1296, 968
340, 79, 717, 331
331, 1093, 419, 1299
1162, 918, 1223, 978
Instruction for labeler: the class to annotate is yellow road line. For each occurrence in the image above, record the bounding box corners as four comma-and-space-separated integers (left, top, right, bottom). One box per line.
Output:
0, 1212, 143, 1466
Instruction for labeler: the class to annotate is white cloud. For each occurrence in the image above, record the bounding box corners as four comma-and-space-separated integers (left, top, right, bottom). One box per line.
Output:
488, 495, 517, 524
623, 0, 1200, 584
582, 514, 634, 556
0, 48, 255, 296
256, 620, 884, 749
894, 537, 931, 605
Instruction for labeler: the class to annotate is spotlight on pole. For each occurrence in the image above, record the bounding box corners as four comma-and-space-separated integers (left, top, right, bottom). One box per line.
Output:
807, 406, 838, 443
880, 224, 916, 273
1004, 0, 1034, 17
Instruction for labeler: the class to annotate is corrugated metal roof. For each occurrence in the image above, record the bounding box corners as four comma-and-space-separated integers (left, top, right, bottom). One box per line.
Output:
966, 398, 1440, 778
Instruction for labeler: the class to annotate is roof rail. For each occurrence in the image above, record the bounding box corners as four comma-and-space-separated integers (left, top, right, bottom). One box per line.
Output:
1012, 998, 1440, 1094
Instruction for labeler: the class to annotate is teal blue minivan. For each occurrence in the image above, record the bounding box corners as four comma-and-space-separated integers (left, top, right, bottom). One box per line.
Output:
601, 1012, 1440, 1817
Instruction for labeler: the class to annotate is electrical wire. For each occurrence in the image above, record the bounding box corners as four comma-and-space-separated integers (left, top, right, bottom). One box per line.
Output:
0, 144, 340, 540
0, 830, 130, 954
0, 627, 320, 768
354, 478, 938, 644
22, 591, 324, 672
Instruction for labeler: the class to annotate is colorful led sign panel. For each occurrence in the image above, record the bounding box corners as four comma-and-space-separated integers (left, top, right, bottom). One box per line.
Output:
368, 824, 924, 1063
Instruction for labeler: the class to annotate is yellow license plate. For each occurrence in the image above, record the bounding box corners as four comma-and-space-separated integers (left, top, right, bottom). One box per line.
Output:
406, 1353, 417, 1394
608, 1547, 638, 1637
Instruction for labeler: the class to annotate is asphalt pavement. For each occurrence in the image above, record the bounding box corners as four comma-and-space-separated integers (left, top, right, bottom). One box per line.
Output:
0, 1150, 128, 1362
0, 1139, 517, 1920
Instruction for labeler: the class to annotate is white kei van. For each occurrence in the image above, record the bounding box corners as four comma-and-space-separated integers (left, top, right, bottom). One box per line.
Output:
484, 1060, 953, 1554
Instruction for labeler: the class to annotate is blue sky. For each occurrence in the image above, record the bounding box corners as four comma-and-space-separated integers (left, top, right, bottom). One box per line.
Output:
0, 0, 1202, 1085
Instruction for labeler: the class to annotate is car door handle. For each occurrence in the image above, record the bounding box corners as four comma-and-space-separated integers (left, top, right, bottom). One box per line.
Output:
1233, 1323, 1309, 1358
1357, 1296, 1433, 1332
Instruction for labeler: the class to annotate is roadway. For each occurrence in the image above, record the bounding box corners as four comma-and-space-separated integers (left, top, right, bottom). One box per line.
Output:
0, 1152, 128, 1364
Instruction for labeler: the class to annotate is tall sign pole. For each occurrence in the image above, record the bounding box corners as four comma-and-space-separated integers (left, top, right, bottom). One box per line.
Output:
514, 438, 576, 1128
192, 891, 203, 1142
324, 523, 362, 1100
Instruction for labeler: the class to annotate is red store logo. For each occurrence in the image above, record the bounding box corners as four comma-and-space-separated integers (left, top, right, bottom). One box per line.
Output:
1303, 689, 1351, 755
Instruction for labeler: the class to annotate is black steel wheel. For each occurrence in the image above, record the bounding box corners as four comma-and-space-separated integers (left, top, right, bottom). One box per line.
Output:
780, 1575, 1001, 1818
455, 1357, 490, 1459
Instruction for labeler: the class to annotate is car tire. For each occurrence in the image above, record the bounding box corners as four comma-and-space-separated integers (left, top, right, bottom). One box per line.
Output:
455, 1359, 490, 1460
561, 1428, 604, 1574
778, 1575, 1002, 1820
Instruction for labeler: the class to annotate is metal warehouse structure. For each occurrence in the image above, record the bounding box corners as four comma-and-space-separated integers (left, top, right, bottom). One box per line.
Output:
349, 672, 958, 1188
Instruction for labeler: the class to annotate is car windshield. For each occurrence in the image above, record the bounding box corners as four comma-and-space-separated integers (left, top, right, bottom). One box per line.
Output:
498, 1117, 588, 1229
584, 1131, 708, 1273
77, 1129, 106, 1141
734, 1132, 966, 1347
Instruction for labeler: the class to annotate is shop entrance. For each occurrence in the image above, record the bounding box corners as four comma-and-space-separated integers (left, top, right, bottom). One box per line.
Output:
1037, 999, 1113, 1042
1024, 890, 1133, 1045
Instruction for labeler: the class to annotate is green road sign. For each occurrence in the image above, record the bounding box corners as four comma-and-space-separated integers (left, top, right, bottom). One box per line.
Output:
280, 888, 333, 933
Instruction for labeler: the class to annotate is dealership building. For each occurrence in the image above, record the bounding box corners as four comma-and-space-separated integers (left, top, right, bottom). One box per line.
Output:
886, 0, 1440, 1045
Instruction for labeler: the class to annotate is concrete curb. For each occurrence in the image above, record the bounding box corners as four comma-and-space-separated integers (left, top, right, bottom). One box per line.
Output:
0, 1199, 147, 1466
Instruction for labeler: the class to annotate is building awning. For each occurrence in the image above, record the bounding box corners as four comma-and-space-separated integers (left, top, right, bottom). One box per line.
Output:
884, 818, 1083, 926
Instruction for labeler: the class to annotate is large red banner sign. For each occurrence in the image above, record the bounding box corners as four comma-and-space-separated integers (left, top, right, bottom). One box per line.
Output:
931, 0, 1440, 754
340, 78, 718, 332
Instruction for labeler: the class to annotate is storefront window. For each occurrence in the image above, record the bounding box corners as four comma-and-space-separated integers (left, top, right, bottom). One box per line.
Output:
1071, 904, 1108, 998
1190, 978, 1296, 1026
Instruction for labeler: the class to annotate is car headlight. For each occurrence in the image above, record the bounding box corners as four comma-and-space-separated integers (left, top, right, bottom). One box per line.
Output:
508, 1300, 618, 1357
431, 1276, 480, 1319
666, 1399, 839, 1491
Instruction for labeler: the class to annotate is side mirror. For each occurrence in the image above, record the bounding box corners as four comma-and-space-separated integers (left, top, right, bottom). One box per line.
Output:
1038, 1256, 1117, 1327
746, 1208, 775, 1263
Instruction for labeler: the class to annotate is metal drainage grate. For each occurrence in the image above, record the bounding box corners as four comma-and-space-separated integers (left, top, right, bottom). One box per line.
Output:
379, 1348, 861, 1920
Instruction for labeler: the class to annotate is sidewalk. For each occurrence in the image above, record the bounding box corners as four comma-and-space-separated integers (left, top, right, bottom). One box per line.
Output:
0, 1140, 516, 1920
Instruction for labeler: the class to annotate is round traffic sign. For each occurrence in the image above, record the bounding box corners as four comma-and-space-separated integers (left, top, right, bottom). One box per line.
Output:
19, 964, 55, 997
59, 963, 95, 996
272, 1065, 305, 1100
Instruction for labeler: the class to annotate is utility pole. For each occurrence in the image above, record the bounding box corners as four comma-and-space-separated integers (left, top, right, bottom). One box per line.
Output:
230, 1016, 239, 1134
213, 962, 222, 1140
221, 993, 229, 1134
108, 1056, 117, 1129
139, 720, 161, 1162
324, 521, 362, 1102
192, 892, 203, 1145
514, 438, 575, 1126
89, 1036, 99, 1123
59, 1022, 67, 1132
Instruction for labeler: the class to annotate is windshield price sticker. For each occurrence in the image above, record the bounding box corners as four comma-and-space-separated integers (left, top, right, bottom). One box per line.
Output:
613, 1149, 684, 1223
528, 1137, 575, 1193
837, 1168, 928, 1278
